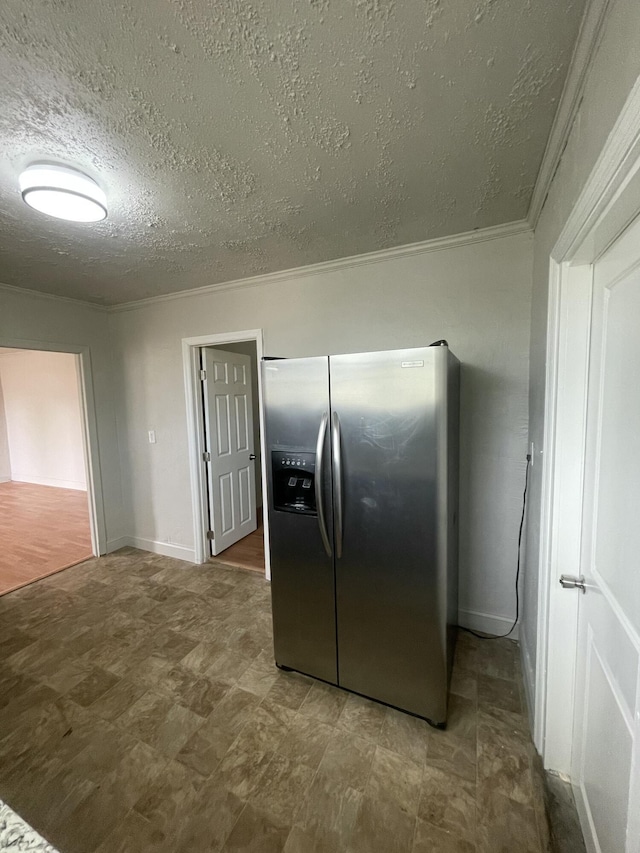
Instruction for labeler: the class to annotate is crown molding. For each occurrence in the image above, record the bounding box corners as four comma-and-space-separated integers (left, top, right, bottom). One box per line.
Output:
0, 219, 531, 313
109, 219, 531, 313
527, 0, 613, 229
0, 280, 107, 311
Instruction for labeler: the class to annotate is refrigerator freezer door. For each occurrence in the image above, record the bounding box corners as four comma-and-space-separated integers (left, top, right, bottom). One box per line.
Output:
330, 347, 448, 722
262, 357, 337, 684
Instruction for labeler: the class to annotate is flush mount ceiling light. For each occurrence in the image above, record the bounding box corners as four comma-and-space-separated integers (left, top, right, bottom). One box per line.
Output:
19, 163, 107, 223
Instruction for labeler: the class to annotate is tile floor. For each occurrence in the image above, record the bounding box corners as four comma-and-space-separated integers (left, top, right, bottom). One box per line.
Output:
0, 548, 551, 852
543, 773, 585, 853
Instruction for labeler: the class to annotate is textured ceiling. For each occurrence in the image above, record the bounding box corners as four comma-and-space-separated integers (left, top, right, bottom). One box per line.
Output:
0, 0, 584, 305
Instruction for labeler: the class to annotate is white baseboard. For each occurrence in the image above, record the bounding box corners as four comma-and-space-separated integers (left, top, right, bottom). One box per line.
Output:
11, 476, 87, 491
108, 536, 197, 563
458, 608, 519, 640
130, 537, 197, 562
0, 475, 11, 483
520, 633, 537, 738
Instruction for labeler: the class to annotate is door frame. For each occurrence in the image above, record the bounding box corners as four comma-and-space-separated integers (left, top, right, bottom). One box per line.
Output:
0, 338, 105, 556
182, 329, 270, 577
535, 78, 640, 773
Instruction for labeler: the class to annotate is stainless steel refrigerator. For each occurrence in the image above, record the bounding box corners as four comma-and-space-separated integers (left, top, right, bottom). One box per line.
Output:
261, 344, 459, 727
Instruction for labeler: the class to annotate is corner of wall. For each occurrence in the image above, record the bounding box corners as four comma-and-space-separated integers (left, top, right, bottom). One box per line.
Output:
519, 629, 537, 736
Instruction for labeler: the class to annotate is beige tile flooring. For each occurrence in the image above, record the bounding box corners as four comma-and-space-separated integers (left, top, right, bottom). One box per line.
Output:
0, 549, 550, 852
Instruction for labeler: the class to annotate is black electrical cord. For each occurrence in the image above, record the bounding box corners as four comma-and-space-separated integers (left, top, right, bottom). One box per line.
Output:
460, 454, 531, 640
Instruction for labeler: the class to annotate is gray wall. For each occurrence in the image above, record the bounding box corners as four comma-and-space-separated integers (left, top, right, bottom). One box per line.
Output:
0, 286, 125, 547
110, 228, 533, 632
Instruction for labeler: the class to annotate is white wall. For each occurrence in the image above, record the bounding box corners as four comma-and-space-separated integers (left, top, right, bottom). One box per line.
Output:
0, 285, 125, 549
0, 349, 86, 490
523, 0, 640, 715
0, 377, 11, 482
111, 228, 533, 633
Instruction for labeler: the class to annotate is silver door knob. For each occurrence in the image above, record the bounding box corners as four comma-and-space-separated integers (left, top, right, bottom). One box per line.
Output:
559, 574, 586, 593
249, 454, 256, 460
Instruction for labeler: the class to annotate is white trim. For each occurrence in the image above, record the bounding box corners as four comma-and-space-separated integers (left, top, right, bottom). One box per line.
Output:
110, 220, 531, 312
75, 348, 107, 555
537, 264, 593, 771
536, 79, 640, 775
533, 259, 561, 753
182, 342, 208, 565
182, 330, 271, 580
458, 608, 519, 640
0, 337, 106, 557
0, 280, 107, 311
528, 0, 612, 228
553, 77, 640, 263
2, 220, 532, 314
9, 476, 87, 491
520, 633, 536, 726
0, 476, 12, 484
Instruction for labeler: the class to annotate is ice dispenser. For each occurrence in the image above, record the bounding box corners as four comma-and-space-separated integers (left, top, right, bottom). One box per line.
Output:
271, 450, 317, 515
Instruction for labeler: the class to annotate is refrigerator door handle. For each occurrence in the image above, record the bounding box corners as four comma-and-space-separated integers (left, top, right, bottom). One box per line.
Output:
332, 411, 344, 558
315, 412, 332, 558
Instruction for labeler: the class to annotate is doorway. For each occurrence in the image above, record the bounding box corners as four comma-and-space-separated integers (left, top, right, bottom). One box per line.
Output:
203, 342, 264, 573
183, 330, 270, 578
0, 347, 95, 595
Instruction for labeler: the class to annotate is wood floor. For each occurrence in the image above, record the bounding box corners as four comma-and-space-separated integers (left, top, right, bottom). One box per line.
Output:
215, 523, 265, 575
0, 482, 93, 596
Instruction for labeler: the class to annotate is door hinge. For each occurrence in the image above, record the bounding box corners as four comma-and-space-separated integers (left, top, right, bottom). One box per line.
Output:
202, 451, 211, 462
559, 574, 586, 593
200, 369, 207, 381
206, 530, 215, 540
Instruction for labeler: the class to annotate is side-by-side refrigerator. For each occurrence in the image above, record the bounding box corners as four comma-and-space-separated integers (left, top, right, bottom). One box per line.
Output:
261, 344, 459, 726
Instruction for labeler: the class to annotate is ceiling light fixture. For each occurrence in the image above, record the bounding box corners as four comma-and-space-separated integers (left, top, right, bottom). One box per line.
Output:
19, 163, 107, 223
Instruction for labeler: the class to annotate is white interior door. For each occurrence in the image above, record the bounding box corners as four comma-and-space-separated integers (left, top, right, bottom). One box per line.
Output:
570, 217, 640, 853
202, 347, 257, 556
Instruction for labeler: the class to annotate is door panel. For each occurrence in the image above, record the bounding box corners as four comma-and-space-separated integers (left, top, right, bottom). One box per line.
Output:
215, 395, 231, 455
219, 472, 233, 534
582, 637, 632, 853
262, 357, 337, 684
330, 347, 448, 722
239, 468, 251, 523
235, 395, 249, 452
593, 273, 640, 632
203, 348, 257, 556
572, 217, 640, 852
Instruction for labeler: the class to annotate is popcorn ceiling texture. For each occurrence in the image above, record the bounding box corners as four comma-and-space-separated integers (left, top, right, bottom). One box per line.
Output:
0, 0, 583, 305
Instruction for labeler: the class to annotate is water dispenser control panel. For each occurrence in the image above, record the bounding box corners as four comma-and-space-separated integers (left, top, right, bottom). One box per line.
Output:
271, 450, 317, 515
